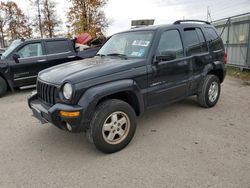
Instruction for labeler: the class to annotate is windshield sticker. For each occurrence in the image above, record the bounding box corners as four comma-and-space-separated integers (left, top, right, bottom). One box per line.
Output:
131, 52, 140, 56
132, 40, 150, 47
131, 48, 145, 57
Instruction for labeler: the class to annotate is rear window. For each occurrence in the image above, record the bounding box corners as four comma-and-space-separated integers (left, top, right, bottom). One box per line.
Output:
204, 27, 223, 51
183, 28, 208, 55
205, 27, 219, 41
46, 40, 71, 54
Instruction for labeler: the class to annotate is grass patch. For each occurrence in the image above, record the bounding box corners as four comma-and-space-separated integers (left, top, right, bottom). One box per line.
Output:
227, 66, 250, 81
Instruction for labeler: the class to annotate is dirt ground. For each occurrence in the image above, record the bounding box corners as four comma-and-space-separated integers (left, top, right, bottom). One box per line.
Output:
0, 77, 249, 188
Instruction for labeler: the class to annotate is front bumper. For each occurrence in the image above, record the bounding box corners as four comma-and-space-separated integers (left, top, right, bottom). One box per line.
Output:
28, 92, 85, 132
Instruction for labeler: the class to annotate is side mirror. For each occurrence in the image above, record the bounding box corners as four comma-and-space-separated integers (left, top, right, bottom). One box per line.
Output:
155, 51, 176, 63
12, 53, 20, 63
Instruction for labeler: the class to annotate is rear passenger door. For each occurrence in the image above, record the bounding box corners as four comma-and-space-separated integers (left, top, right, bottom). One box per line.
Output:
182, 27, 211, 94
45, 40, 77, 69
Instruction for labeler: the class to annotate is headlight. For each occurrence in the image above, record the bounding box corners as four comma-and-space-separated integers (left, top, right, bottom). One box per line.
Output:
63, 83, 73, 100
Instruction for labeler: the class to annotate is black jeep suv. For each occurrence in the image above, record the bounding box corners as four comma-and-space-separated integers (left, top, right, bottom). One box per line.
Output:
28, 20, 226, 153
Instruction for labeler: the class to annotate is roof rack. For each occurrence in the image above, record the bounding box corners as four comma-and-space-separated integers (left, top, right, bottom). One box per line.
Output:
174, 20, 210, 25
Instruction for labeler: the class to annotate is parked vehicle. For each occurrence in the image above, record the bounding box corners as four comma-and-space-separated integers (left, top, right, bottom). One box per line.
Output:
0, 38, 102, 97
28, 20, 227, 153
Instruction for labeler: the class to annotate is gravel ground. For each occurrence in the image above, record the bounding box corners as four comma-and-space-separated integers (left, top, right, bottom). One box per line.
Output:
0, 77, 250, 188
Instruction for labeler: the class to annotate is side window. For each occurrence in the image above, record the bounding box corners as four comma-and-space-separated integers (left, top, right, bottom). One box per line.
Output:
184, 28, 208, 55
205, 27, 219, 41
204, 27, 222, 51
196, 28, 208, 53
17, 43, 44, 58
46, 40, 70, 54
157, 30, 184, 59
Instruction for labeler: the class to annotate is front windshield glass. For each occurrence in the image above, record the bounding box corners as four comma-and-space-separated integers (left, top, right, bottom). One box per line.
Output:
97, 31, 154, 58
1, 39, 22, 60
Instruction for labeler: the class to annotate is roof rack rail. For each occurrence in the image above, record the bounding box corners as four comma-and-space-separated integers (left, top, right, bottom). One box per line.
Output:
174, 20, 210, 25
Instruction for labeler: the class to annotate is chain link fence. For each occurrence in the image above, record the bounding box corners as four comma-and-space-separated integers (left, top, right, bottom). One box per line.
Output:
213, 13, 250, 70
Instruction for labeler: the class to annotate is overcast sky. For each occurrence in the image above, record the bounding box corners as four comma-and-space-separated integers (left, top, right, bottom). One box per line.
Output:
8, 0, 250, 35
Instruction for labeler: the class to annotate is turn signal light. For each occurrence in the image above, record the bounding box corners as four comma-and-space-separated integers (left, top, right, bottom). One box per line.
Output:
59, 111, 80, 117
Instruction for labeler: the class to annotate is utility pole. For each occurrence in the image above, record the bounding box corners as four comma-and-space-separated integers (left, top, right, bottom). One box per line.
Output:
207, 6, 212, 22
37, 0, 43, 38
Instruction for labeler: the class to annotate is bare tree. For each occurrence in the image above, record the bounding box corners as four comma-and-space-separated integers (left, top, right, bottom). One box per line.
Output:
37, 0, 43, 38
29, 0, 43, 38
30, 0, 60, 38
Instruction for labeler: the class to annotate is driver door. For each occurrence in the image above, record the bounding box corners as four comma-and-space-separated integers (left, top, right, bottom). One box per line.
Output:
9, 42, 47, 87
147, 29, 190, 107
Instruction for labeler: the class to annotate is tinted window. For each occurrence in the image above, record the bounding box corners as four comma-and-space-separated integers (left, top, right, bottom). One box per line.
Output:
184, 28, 208, 55
46, 40, 70, 54
17, 43, 44, 58
204, 27, 222, 51
205, 27, 219, 41
157, 30, 184, 59
196, 28, 208, 53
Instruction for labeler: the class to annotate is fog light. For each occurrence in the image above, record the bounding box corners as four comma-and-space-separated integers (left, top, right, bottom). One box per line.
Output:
59, 111, 80, 117
66, 123, 72, 131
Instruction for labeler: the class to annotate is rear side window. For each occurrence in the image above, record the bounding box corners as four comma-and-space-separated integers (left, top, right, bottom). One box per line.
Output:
184, 28, 208, 55
46, 40, 70, 54
204, 27, 223, 51
196, 29, 208, 53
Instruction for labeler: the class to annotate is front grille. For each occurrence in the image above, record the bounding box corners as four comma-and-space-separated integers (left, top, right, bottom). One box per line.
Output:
37, 80, 58, 105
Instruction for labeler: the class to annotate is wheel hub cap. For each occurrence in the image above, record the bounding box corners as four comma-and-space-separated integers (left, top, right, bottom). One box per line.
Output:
102, 111, 130, 145
208, 81, 219, 102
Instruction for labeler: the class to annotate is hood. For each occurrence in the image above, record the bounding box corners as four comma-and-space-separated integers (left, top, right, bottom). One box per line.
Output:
0, 60, 8, 68
38, 57, 144, 85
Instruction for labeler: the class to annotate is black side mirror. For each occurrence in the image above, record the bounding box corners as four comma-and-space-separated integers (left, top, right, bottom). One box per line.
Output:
12, 53, 20, 63
155, 51, 176, 63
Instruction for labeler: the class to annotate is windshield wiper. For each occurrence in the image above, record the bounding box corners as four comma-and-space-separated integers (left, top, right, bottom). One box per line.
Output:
106, 53, 128, 59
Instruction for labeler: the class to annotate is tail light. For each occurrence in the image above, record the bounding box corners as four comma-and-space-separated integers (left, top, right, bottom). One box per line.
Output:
224, 52, 227, 64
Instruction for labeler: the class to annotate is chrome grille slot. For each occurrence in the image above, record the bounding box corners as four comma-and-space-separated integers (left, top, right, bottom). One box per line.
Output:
37, 81, 57, 105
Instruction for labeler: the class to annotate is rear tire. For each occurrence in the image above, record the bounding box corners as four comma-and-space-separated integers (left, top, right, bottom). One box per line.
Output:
197, 75, 221, 108
0, 77, 7, 97
88, 99, 137, 153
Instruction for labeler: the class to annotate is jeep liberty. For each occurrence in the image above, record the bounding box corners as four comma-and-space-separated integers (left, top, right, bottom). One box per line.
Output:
28, 20, 226, 153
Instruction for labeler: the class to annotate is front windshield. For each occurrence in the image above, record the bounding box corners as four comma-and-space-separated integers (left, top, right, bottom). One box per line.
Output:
1, 39, 22, 60
97, 31, 154, 58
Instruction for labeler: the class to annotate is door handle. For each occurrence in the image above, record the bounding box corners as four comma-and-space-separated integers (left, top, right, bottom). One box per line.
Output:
177, 61, 188, 66
67, 55, 76, 59
37, 59, 47, 62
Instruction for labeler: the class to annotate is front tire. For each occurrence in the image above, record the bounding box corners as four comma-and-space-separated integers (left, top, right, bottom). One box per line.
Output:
88, 99, 137, 153
197, 74, 221, 108
0, 77, 7, 97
